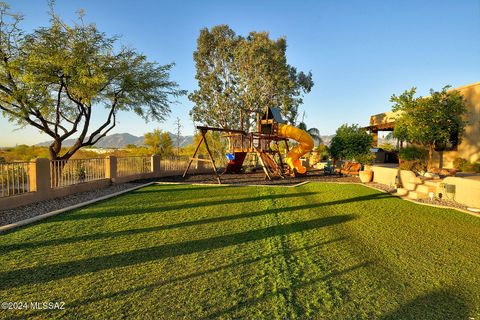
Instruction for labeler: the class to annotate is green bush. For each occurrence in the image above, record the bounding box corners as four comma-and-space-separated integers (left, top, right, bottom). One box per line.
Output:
460, 162, 480, 173
399, 160, 428, 172
453, 157, 468, 170
355, 153, 375, 165
398, 146, 427, 161
329, 124, 372, 160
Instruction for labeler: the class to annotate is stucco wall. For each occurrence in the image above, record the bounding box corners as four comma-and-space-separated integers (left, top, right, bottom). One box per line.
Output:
432, 82, 480, 168
443, 176, 480, 208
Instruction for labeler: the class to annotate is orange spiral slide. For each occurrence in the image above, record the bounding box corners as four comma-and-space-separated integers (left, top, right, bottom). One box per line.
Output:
278, 124, 314, 174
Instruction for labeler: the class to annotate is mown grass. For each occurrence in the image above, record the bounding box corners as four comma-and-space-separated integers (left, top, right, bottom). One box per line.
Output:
0, 183, 479, 319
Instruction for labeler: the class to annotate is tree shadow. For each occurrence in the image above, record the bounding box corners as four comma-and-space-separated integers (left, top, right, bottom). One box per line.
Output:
49, 191, 319, 221
0, 214, 355, 290
133, 186, 224, 194
381, 289, 470, 320
2, 191, 390, 254
1, 192, 390, 253
13, 238, 348, 320
206, 261, 372, 319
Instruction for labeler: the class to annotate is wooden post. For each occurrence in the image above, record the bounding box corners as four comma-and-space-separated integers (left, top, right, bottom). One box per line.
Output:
182, 134, 204, 178
201, 130, 221, 184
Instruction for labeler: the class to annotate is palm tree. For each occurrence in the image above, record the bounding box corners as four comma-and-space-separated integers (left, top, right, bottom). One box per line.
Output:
297, 121, 322, 145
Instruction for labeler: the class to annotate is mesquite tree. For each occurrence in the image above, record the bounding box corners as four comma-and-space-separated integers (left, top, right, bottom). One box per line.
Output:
0, 4, 185, 160
391, 86, 467, 168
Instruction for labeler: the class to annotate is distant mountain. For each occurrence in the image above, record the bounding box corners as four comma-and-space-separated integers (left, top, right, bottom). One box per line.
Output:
36, 132, 334, 149
36, 132, 194, 148
320, 135, 334, 147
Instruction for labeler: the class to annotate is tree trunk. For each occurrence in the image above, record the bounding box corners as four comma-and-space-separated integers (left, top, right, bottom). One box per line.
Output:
428, 145, 434, 171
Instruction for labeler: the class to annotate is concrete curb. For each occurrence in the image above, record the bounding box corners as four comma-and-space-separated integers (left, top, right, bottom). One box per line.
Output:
0, 182, 156, 233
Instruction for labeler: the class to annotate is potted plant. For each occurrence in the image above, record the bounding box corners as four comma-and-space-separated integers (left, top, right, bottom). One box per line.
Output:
356, 153, 375, 183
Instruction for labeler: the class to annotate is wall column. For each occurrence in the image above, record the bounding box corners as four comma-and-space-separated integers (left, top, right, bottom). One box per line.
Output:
105, 156, 117, 181
151, 154, 161, 177
29, 158, 51, 194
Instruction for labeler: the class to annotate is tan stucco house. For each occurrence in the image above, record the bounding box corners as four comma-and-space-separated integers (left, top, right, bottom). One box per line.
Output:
366, 82, 480, 168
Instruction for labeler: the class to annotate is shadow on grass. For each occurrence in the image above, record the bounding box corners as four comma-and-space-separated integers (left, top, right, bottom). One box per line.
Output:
15, 238, 348, 319
49, 192, 319, 221
0, 214, 355, 290
133, 186, 225, 194
206, 261, 372, 319
381, 289, 470, 320
2, 192, 390, 253
1, 192, 390, 253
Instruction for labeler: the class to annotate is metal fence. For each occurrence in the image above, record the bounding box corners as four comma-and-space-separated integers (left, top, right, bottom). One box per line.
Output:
0, 162, 30, 197
160, 156, 190, 171
51, 158, 106, 188
117, 156, 152, 177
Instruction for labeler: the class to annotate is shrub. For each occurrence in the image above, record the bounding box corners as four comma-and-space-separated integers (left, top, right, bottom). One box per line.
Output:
453, 157, 468, 170
329, 124, 373, 160
398, 147, 428, 173
355, 153, 375, 166
460, 162, 480, 173
378, 143, 396, 152
316, 144, 329, 161
399, 160, 428, 172
398, 146, 427, 161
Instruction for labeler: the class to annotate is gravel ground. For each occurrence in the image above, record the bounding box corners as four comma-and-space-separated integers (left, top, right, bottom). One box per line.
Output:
160, 169, 360, 185
365, 182, 470, 211
0, 181, 146, 227
415, 196, 469, 210
366, 182, 397, 193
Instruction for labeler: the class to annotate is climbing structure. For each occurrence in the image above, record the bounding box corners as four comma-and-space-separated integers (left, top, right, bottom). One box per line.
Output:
183, 106, 314, 184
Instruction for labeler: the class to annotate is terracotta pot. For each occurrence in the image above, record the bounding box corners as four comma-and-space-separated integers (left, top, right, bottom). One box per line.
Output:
359, 170, 373, 183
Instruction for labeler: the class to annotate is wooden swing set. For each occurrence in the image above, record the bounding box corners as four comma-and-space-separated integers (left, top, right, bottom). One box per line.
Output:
182, 107, 292, 184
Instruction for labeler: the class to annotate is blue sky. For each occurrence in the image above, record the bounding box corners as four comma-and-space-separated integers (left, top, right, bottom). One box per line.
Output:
1, 0, 479, 146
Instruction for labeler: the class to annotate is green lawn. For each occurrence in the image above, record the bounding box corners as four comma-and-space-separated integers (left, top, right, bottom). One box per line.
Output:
0, 183, 479, 319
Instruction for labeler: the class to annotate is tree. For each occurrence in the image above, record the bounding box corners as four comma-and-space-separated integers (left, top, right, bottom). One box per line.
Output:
189, 25, 240, 129
297, 112, 322, 145
391, 86, 467, 168
234, 32, 313, 128
189, 25, 313, 130
144, 129, 173, 156
181, 131, 227, 161
0, 3, 185, 161
297, 121, 322, 145
174, 117, 182, 156
329, 124, 373, 161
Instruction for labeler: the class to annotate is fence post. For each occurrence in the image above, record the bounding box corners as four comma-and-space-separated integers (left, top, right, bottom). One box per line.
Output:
29, 158, 51, 194
151, 154, 160, 177
105, 156, 117, 182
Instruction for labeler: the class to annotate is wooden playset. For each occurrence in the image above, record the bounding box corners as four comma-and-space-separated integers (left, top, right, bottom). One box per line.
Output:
182, 107, 314, 184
